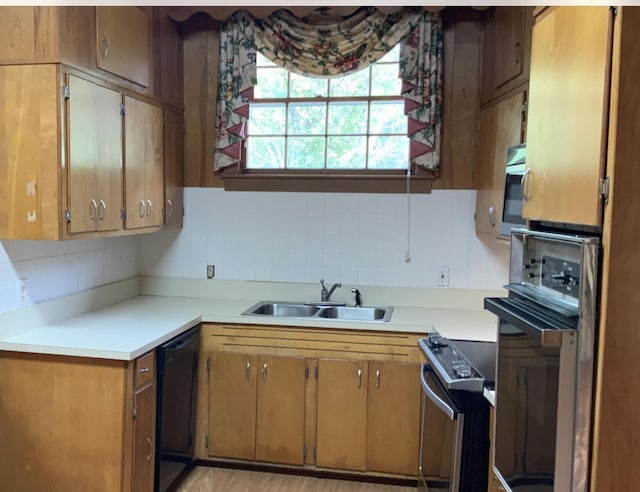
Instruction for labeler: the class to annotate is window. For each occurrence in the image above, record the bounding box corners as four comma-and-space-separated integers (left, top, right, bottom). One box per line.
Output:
247, 45, 408, 172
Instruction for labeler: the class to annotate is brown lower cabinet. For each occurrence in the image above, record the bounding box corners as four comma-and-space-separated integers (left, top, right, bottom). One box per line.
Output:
208, 351, 306, 465
0, 350, 156, 492
316, 359, 421, 476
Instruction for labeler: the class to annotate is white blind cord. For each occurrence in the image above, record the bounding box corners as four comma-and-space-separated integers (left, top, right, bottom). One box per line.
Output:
404, 168, 412, 264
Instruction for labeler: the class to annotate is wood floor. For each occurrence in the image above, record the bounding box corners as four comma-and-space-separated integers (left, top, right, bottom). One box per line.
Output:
176, 467, 417, 492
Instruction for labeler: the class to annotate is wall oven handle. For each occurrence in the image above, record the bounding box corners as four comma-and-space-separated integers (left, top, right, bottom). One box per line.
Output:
421, 364, 457, 420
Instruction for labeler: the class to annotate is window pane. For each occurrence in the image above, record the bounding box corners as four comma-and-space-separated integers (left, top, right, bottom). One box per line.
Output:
256, 67, 288, 98
256, 51, 277, 67
377, 44, 400, 63
247, 137, 285, 169
329, 68, 370, 97
290, 73, 327, 98
368, 136, 408, 169
288, 102, 326, 135
370, 64, 401, 96
250, 103, 286, 135
287, 137, 325, 169
369, 101, 406, 134
328, 102, 368, 135
327, 136, 366, 169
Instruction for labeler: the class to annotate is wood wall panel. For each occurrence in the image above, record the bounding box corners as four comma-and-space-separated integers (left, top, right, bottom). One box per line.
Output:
0, 7, 36, 61
592, 7, 640, 492
182, 16, 222, 187
434, 8, 482, 190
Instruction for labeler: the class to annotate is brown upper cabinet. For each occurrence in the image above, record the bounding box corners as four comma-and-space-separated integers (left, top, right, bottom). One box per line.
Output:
163, 109, 184, 227
96, 7, 150, 88
475, 90, 527, 239
523, 7, 612, 226
480, 7, 533, 106
67, 74, 123, 234
124, 96, 164, 230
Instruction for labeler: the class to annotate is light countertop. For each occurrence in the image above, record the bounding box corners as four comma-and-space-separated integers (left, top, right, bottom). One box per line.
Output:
0, 293, 498, 361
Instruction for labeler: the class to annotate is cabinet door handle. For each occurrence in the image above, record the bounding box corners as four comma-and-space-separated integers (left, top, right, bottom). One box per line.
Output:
101, 35, 109, 58
167, 199, 173, 217
262, 363, 267, 382
357, 368, 362, 388
90, 199, 97, 220
138, 367, 150, 374
376, 370, 380, 389
521, 168, 531, 202
246, 362, 251, 380
146, 200, 152, 217
98, 199, 106, 220
145, 437, 152, 461
488, 205, 496, 226
139, 200, 145, 218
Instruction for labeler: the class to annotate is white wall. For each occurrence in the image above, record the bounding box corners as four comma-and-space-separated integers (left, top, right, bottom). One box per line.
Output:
0, 236, 139, 313
140, 188, 510, 290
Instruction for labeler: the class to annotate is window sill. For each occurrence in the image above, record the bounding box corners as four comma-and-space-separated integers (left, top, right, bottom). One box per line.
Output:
219, 171, 435, 194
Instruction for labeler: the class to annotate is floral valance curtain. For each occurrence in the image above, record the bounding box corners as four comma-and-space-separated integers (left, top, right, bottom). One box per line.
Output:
214, 7, 443, 173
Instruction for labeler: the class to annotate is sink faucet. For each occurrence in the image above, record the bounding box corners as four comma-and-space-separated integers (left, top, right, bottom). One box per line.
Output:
320, 279, 341, 302
351, 288, 362, 307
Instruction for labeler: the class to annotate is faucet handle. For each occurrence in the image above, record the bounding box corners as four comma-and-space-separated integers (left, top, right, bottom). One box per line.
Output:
351, 288, 362, 307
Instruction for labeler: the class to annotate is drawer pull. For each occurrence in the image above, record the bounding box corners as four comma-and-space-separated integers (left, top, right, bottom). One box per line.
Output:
262, 363, 267, 382
357, 368, 362, 388
246, 362, 251, 380
376, 369, 380, 389
138, 367, 150, 374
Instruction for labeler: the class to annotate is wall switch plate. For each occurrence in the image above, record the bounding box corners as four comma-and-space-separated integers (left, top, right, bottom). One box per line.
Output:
436, 266, 449, 287
206, 265, 215, 279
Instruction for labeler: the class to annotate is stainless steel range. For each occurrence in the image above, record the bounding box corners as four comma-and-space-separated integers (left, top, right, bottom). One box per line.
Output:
417, 332, 496, 492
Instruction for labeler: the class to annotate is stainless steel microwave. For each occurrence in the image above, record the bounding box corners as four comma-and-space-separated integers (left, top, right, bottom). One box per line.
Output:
500, 144, 527, 236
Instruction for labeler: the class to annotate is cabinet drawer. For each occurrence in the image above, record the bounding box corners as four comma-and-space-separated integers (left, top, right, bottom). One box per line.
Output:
135, 351, 155, 387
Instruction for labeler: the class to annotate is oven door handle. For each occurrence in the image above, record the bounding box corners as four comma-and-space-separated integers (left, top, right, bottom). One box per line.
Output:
421, 364, 458, 420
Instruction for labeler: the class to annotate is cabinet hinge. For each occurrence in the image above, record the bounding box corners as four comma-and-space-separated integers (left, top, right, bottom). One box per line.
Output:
303, 446, 307, 458
65, 208, 71, 223
120, 207, 126, 220
610, 6, 618, 16
161, 117, 165, 128
314, 365, 318, 379
600, 176, 610, 203
120, 103, 125, 116
522, 100, 528, 114
313, 445, 317, 459
132, 403, 137, 419
204, 434, 209, 448
63, 85, 70, 100
182, 123, 186, 135
305, 366, 309, 379
207, 357, 211, 372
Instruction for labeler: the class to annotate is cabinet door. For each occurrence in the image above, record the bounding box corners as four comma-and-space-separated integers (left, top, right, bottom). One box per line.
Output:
163, 109, 184, 227
208, 352, 257, 460
255, 355, 306, 465
96, 7, 149, 87
131, 381, 156, 492
124, 96, 163, 229
67, 75, 122, 234
366, 361, 421, 476
475, 91, 526, 238
524, 7, 612, 226
316, 358, 368, 471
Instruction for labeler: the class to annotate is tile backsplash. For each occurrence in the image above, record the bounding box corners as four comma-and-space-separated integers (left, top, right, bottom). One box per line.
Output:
0, 236, 139, 313
140, 188, 509, 290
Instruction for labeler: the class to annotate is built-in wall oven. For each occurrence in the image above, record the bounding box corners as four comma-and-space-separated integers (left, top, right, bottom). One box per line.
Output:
485, 228, 599, 491
417, 333, 496, 491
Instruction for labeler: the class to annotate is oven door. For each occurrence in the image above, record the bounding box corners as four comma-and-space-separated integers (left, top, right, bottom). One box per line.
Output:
418, 363, 464, 492
485, 297, 578, 492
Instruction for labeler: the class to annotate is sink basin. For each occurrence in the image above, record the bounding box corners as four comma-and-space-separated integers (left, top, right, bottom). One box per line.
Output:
246, 302, 320, 317
242, 301, 393, 323
316, 306, 391, 322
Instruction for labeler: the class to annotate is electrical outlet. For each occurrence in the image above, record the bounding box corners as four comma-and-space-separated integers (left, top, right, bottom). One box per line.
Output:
206, 265, 215, 279
436, 266, 449, 287
17, 279, 28, 306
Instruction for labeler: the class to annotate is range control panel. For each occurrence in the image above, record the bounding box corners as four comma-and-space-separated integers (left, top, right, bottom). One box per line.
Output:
541, 255, 581, 297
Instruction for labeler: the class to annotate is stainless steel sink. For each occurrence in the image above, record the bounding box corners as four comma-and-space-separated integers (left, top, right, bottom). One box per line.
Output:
242, 301, 393, 323
316, 306, 390, 322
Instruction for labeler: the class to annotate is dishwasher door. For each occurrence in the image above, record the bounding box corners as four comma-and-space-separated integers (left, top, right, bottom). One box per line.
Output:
155, 325, 200, 492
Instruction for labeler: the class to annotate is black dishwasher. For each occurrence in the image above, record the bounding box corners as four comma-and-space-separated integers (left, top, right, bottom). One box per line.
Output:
155, 325, 200, 492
